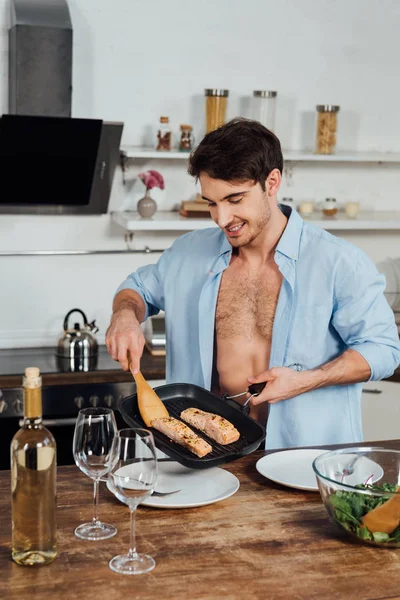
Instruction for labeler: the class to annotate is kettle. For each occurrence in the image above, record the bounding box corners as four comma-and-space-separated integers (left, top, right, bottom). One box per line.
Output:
56, 308, 99, 360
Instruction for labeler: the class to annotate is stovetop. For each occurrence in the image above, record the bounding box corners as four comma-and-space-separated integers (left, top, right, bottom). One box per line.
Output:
0, 345, 120, 376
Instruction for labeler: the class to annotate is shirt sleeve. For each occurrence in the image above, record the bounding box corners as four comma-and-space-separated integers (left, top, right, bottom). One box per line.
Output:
331, 253, 400, 381
115, 247, 171, 321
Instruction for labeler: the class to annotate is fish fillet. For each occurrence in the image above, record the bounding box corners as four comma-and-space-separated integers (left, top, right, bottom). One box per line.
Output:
180, 408, 240, 445
152, 416, 212, 458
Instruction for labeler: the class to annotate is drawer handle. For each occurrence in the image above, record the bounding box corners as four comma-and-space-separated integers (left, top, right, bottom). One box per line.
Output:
362, 389, 382, 395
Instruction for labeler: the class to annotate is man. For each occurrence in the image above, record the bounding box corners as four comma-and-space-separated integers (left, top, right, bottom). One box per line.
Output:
106, 118, 400, 449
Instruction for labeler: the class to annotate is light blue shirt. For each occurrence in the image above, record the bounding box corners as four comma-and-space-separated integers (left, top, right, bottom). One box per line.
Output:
117, 206, 400, 449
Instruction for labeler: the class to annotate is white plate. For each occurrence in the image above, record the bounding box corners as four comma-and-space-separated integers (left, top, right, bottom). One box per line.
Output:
256, 448, 384, 492
107, 460, 240, 509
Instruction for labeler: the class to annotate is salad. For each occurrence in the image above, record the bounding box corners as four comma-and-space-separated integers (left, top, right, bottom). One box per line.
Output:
329, 483, 400, 544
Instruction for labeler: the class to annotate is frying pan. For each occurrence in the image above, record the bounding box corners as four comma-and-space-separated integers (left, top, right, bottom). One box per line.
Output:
119, 382, 266, 469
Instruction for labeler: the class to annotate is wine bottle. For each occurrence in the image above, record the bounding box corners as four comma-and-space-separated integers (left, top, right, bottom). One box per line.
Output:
11, 367, 57, 565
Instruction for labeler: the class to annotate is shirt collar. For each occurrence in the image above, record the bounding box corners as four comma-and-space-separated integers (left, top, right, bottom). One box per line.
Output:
275, 204, 303, 261
217, 203, 304, 260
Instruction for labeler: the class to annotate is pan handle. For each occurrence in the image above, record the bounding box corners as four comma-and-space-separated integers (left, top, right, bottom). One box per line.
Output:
248, 381, 267, 396
221, 394, 250, 415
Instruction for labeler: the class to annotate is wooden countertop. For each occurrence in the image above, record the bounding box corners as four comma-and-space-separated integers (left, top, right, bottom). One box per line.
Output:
2, 441, 400, 600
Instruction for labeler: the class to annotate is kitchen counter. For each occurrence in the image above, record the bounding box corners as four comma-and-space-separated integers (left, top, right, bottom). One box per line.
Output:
0, 347, 166, 388
2, 441, 400, 600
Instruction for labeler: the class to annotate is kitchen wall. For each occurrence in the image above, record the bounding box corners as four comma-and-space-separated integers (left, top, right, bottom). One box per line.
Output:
0, 0, 400, 348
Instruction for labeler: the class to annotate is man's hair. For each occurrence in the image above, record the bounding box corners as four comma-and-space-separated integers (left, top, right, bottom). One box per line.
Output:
188, 118, 283, 191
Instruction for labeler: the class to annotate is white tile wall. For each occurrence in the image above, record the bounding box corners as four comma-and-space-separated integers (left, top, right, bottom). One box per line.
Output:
0, 0, 400, 346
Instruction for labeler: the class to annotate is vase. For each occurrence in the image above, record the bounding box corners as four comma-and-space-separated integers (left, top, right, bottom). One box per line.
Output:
137, 191, 157, 219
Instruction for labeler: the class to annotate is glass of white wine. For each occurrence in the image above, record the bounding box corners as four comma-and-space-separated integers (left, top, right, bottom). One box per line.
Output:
73, 407, 118, 540
107, 428, 158, 575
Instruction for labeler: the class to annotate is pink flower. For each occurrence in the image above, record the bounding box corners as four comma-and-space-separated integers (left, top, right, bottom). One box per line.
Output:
138, 170, 165, 191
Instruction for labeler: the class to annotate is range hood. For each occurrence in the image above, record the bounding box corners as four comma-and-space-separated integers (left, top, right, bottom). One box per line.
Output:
1, 0, 123, 215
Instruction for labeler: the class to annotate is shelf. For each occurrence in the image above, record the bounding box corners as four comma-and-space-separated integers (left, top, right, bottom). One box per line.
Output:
120, 146, 400, 163
285, 151, 400, 163
112, 211, 214, 231
111, 211, 400, 232
121, 147, 190, 160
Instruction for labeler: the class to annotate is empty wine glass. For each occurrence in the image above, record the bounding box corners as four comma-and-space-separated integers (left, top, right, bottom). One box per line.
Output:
73, 407, 118, 540
108, 428, 157, 575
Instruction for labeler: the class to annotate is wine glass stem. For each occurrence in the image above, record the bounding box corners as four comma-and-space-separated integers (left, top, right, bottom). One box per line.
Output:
128, 507, 138, 559
92, 478, 100, 526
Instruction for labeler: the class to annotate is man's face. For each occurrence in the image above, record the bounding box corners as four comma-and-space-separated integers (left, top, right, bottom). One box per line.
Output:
199, 173, 271, 248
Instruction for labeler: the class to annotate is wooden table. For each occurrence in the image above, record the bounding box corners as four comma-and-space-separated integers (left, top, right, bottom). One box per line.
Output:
2, 442, 400, 600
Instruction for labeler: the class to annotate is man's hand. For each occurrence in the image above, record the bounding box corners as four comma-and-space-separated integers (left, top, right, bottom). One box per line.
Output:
248, 367, 309, 406
248, 349, 371, 407
105, 308, 145, 375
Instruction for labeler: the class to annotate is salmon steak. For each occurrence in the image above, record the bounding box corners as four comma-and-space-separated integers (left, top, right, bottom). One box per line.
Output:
180, 408, 240, 445
151, 416, 212, 458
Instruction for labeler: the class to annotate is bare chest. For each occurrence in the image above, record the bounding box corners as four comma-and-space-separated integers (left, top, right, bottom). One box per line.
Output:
215, 265, 283, 340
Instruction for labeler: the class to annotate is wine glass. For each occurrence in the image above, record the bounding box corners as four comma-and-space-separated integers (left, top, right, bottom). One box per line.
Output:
73, 407, 118, 540
107, 428, 158, 575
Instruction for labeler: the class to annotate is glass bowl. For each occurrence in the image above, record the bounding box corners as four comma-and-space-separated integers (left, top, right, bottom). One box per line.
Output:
312, 447, 400, 548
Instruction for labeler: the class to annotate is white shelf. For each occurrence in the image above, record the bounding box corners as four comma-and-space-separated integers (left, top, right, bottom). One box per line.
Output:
112, 211, 214, 231
111, 211, 400, 232
120, 146, 400, 163
285, 151, 400, 163
121, 147, 190, 160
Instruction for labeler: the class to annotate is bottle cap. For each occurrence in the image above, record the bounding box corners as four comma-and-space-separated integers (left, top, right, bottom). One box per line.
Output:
23, 367, 42, 390
316, 105, 340, 113
253, 90, 277, 98
204, 89, 229, 97
160, 116, 169, 123
25, 367, 40, 379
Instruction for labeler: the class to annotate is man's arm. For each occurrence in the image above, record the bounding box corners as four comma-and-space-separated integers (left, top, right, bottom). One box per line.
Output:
112, 289, 146, 322
106, 290, 147, 374
251, 252, 400, 406
249, 349, 371, 406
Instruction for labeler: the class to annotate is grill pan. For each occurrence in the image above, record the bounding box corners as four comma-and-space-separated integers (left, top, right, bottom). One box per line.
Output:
119, 382, 266, 469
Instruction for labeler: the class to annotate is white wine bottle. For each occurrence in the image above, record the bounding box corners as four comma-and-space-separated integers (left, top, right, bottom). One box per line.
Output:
11, 367, 57, 565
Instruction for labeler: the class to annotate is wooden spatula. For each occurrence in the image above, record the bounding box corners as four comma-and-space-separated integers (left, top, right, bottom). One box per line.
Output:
133, 370, 169, 427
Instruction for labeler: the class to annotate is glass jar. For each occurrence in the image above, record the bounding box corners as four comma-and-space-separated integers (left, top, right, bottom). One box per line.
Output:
316, 105, 340, 154
205, 89, 229, 133
156, 116, 171, 151
322, 197, 338, 216
345, 201, 360, 218
252, 90, 277, 131
298, 199, 315, 217
179, 124, 194, 152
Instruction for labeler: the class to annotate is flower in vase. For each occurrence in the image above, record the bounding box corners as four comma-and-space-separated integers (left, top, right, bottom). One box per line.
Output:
138, 170, 165, 191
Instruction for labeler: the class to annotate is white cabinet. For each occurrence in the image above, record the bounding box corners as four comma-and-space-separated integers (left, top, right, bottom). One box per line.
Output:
362, 380, 400, 441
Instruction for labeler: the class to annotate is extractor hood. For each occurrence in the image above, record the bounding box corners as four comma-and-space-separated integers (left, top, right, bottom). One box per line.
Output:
1, 0, 123, 215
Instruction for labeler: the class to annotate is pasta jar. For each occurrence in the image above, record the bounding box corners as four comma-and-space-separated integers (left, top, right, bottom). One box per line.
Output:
316, 105, 340, 154
252, 90, 277, 131
205, 89, 229, 133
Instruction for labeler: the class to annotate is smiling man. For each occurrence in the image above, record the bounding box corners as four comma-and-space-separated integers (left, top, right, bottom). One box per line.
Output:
106, 118, 400, 449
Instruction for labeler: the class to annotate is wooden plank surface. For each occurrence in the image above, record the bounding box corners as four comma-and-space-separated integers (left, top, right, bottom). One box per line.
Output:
2, 442, 400, 600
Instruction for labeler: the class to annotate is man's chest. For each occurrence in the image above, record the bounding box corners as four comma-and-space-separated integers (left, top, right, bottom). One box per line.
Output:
215, 265, 283, 339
